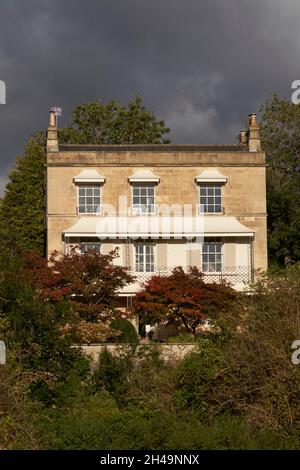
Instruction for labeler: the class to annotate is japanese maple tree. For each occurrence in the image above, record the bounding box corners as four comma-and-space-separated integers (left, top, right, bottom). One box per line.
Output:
21, 248, 133, 323
133, 267, 236, 337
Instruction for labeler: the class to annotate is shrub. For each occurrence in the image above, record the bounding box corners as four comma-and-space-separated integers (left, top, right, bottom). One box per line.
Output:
122, 345, 177, 411
174, 339, 225, 416
0, 367, 38, 449
36, 401, 297, 450
110, 318, 139, 345
93, 348, 133, 400
74, 320, 121, 344
0, 267, 88, 405
174, 268, 300, 433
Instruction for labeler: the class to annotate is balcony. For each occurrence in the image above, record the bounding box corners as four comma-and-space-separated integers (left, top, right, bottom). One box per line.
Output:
120, 265, 253, 294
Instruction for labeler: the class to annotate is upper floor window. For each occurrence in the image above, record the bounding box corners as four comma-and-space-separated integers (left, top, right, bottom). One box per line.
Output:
132, 184, 156, 215
202, 239, 222, 272
199, 184, 222, 213
135, 243, 155, 272
78, 185, 101, 214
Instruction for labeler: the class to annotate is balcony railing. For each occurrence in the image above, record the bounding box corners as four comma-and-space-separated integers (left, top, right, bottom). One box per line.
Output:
127, 265, 252, 286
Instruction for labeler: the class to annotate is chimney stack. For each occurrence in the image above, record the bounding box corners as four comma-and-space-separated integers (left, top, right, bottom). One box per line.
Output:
247, 113, 261, 152
47, 108, 59, 152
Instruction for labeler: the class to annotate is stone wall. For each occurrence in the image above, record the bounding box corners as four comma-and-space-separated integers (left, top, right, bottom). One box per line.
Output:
81, 343, 198, 366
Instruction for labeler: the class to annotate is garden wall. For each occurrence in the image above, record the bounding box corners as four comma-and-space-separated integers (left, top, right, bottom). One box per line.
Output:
81, 343, 198, 366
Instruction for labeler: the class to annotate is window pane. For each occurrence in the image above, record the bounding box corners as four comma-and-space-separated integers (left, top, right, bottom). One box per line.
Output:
132, 186, 156, 214
78, 185, 101, 214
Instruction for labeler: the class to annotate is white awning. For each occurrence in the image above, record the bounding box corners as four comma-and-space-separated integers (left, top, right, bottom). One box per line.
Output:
128, 170, 160, 183
203, 216, 253, 236
195, 170, 227, 183
74, 169, 106, 183
63, 216, 254, 238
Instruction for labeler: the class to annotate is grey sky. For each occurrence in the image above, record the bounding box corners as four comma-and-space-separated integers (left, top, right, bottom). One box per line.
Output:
0, 0, 299, 195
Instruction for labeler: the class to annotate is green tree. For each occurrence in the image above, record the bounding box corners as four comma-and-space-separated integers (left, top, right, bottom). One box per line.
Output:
260, 94, 300, 266
0, 97, 170, 254
0, 251, 87, 404
0, 134, 46, 255
60, 96, 170, 145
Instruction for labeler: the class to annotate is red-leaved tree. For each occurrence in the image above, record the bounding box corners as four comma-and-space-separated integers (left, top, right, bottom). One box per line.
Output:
21, 248, 133, 323
133, 267, 236, 337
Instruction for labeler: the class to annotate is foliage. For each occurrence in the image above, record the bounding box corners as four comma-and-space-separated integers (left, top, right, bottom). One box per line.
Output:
36, 395, 295, 450
109, 318, 139, 345
134, 266, 236, 336
93, 348, 133, 400
0, 256, 89, 404
0, 367, 38, 449
167, 332, 197, 343
21, 249, 133, 322
74, 320, 121, 344
0, 135, 46, 255
59, 96, 170, 145
175, 267, 300, 432
121, 345, 177, 412
2, 252, 300, 448
260, 94, 300, 266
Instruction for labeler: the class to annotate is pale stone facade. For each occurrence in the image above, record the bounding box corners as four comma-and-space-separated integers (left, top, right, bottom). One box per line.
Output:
46, 111, 267, 295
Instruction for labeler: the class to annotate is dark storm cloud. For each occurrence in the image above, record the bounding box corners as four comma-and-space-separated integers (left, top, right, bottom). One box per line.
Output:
0, 0, 299, 194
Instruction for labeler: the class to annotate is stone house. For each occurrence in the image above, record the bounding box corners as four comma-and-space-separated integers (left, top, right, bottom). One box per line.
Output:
46, 110, 267, 303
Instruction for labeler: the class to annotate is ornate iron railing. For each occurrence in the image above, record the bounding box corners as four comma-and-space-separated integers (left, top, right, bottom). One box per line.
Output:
128, 265, 252, 286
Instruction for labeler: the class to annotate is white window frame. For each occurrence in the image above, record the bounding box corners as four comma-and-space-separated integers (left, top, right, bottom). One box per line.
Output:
131, 183, 156, 215
202, 239, 223, 273
77, 184, 102, 215
134, 242, 155, 272
199, 184, 223, 214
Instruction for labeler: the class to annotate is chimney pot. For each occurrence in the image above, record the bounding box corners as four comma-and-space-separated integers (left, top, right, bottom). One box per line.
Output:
239, 130, 247, 144
249, 113, 257, 126
49, 109, 56, 127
